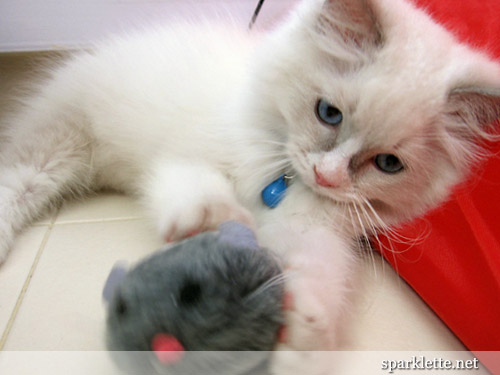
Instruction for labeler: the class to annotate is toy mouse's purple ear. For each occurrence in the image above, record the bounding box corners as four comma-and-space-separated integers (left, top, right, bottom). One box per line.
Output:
103, 261, 128, 304
218, 221, 259, 250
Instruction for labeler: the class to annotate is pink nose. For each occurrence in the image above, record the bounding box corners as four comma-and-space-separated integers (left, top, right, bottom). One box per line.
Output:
314, 166, 337, 188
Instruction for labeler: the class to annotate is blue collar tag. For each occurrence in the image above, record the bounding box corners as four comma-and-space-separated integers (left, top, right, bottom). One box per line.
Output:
261, 174, 290, 208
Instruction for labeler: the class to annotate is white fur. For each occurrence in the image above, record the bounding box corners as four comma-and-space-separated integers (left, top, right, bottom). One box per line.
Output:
1, 0, 500, 373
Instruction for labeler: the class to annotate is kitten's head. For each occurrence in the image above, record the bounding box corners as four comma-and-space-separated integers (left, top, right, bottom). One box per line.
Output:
258, 0, 500, 226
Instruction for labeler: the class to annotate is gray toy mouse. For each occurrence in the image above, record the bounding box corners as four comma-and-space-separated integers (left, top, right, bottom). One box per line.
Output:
103, 221, 284, 375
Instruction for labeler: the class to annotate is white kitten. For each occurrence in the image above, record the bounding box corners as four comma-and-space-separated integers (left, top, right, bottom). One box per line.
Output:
1, 0, 500, 371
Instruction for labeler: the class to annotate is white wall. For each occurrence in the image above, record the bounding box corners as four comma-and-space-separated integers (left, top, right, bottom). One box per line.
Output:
0, 0, 296, 52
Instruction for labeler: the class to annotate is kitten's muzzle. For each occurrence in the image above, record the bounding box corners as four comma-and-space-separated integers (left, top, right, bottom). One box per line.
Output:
314, 165, 339, 188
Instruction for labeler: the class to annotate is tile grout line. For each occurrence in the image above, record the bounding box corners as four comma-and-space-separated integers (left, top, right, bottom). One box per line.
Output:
0, 213, 147, 349
31, 215, 146, 227
54, 216, 146, 226
0, 215, 57, 351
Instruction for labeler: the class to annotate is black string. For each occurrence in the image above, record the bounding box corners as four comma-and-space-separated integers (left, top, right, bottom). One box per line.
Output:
249, 0, 266, 29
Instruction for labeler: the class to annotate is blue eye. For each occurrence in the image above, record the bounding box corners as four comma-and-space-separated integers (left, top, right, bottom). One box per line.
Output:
316, 99, 343, 126
374, 154, 404, 174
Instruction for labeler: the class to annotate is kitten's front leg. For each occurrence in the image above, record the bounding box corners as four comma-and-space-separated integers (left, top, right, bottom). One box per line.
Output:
258, 221, 356, 374
142, 159, 254, 242
283, 226, 354, 350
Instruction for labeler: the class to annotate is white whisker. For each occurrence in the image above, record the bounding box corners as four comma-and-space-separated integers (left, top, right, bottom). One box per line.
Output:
244, 272, 289, 302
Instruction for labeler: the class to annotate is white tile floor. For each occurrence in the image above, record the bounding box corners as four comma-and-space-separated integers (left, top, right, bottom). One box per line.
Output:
0, 193, 160, 351
0, 52, 466, 372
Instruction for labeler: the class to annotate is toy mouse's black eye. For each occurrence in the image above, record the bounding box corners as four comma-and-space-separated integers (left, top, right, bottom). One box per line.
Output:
179, 282, 202, 306
115, 296, 128, 317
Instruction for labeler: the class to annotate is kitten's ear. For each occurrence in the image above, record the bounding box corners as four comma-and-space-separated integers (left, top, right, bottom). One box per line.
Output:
319, 0, 383, 48
442, 87, 500, 168
447, 87, 500, 134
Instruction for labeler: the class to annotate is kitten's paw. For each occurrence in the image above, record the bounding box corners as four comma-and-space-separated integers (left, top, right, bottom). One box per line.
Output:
159, 195, 254, 243
279, 274, 332, 351
282, 294, 329, 350
271, 350, 332, 375
272, 288, 333, 375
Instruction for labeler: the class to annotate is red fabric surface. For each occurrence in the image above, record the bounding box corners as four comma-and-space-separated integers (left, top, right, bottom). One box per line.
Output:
375, 0, 500, 370
414, 0, 500, 59
379, 145, 500, 348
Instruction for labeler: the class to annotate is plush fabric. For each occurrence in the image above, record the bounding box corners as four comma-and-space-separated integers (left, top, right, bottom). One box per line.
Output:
377, 0, 500, 369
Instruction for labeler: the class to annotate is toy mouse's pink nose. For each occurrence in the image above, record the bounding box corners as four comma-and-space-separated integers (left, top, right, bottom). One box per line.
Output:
151, 333, 185, 364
